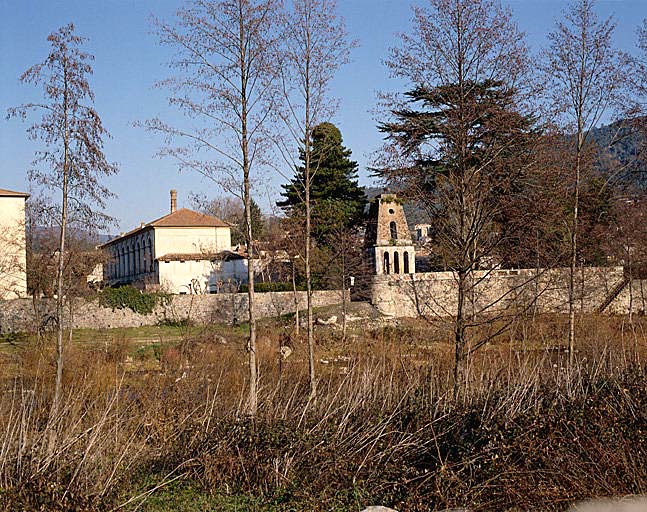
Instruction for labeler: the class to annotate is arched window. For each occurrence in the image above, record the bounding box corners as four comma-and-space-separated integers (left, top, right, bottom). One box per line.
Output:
403, 251, 410, 273
383, 252, 390, 274
147, 237, 153, 272
127, 244, 133, 276
135, 242, 141, 275
143, 239, 149, 273
393, 251, 400, 274
390, 221, 397, 240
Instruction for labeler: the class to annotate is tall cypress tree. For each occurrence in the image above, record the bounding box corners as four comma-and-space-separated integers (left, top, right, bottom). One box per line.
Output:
278, 122, 366, 244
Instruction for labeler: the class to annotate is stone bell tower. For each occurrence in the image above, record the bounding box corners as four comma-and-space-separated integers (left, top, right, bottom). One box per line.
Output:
365, 193, 415, 275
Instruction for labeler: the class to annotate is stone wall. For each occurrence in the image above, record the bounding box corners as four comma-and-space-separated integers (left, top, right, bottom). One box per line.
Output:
0, 290, 347, 334
369, 266, 635, 318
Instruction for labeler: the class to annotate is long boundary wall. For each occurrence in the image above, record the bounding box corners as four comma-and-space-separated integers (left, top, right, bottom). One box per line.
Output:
0, 290, 347, 334
369, 266, 639, 318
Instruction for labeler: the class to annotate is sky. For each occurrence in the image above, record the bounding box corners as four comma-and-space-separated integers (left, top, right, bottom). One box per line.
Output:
1, 0, 646, 232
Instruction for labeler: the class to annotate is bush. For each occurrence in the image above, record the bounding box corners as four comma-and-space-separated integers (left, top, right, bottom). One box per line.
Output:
240, 282, 306, 293
98, 286, 170, 315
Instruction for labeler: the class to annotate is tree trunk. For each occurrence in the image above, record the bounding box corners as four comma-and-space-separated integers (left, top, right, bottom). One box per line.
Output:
454, 269, 468, 399
49, 74, 70, 451
292, 258, 299, 337
305, 163, 316, 399
240, 11, 257, 417
304, 25, 316, 400
568, 133, 582, 368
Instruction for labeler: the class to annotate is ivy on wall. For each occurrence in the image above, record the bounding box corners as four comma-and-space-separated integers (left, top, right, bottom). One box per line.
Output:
99, 286, 171, 315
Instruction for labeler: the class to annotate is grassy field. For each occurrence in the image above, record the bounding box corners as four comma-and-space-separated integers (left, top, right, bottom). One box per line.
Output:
1, 309, 647, 511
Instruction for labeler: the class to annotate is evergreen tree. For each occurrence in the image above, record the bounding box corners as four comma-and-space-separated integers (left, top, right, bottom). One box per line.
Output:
246, 198, 265, 242
278, 122, 366, 244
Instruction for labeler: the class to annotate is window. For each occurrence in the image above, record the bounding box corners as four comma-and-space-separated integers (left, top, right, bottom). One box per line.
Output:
383, 252, 390, 274
393, 251, 400, 274
390, 221, 397, 240
403, 251, 410, 273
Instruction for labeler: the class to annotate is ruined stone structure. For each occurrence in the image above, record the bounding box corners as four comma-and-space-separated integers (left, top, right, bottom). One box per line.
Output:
100, 190, 251, 294
365, 194, 415, 276
365, 193, 635, 318
0, 188, 29, 300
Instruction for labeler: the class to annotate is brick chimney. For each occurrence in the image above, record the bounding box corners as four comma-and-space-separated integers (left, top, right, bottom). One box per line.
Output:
170, 189, 177, 213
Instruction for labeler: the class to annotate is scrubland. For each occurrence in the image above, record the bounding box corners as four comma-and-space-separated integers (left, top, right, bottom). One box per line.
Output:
1, 310, 647, 511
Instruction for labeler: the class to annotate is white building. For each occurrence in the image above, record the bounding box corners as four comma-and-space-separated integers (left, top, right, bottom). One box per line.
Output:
100, 190, 251, 294
0, 188, 29, 300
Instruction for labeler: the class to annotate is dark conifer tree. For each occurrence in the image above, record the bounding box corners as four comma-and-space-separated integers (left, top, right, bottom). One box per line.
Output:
278, 122, 366, 244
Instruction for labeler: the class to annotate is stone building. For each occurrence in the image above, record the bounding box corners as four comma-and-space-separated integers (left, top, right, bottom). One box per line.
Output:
365, 193, 415, 275
0, 188, 29, 299
100, 190, 248, 294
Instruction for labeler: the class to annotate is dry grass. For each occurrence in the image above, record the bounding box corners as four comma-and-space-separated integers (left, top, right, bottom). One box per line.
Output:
1, 313, 647, 511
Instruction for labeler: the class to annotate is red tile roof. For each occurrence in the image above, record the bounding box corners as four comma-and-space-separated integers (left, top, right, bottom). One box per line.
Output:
0, 188, 29, 198
100, 208, 229, 247
148, 208, 229, 228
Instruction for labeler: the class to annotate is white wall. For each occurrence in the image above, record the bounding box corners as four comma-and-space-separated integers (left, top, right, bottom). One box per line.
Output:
158, 257, 251, 294
0, 196, 27, 299
154, 227, 231, 257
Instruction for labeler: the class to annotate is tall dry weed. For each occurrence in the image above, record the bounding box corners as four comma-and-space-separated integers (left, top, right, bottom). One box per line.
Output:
0, 314, 646, 511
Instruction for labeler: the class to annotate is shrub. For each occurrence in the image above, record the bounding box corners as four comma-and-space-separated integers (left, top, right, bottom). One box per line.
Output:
98, 286, 170, 315
240, 282, 307, 293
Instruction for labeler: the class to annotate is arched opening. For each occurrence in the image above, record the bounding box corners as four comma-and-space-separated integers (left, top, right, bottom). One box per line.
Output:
135, 242, 141, 275
389, 221, 397, 240
120, 246, 125, 277
131, 245, 136, 276
147, 238, 153, 272
127, 245, 133, 276
119, 246, 123, 277
393, 251, 400, 274
403, 251, 410, 273
383, 252, 390, 274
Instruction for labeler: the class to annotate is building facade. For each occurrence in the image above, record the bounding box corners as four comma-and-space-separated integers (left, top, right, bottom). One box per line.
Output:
0, 188, 29, 300
101, 190, 239, 294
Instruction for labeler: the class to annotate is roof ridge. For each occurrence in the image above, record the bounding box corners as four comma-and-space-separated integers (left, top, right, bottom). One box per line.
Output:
0, 188, 30, 197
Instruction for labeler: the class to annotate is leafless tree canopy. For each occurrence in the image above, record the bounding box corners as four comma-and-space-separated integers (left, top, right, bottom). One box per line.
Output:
146, 0, 281, 193
540, 0, 630, 365
8, 23, 118, 445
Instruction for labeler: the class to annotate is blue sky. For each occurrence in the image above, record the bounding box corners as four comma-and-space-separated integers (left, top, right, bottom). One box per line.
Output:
1, 0, 646, 231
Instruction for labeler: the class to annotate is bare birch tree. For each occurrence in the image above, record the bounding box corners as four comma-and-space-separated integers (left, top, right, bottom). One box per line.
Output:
541, 0, 629, 366
8, 24, 118, 439
145, 0, 281, 415
377, 0, 535, 394
274, 0, 356, 399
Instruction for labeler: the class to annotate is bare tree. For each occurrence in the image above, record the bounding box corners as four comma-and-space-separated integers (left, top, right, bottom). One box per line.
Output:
377, 0, 536, 394
324, 226, 367, 341
274, 0, 356, 399
145, 0, 281, 415
541, 0, 629, 366
8, 24, 118, 436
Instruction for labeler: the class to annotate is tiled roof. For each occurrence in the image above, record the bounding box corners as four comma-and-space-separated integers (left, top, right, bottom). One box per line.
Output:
100, 208, 229, 247
158, 250, 245, 262
0, 188, 29, 198
148, 208, 230, 228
